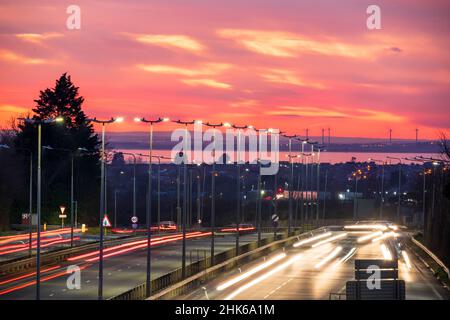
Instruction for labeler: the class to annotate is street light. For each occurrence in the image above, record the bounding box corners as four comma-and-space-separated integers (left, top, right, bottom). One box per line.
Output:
113, 151, 137, 224
232, 124, 247, 256
387, 156, 402, 223
282, 134, 296, 234
87, 117, 122, 300
135, 116, 169, 297
16, 116, 63, 300
369, 158, 386, 219
203, 121, 223, 265
174, 119, 196, 278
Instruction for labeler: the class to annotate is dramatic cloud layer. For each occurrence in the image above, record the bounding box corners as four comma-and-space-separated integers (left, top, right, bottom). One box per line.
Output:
0, 0, 449, 139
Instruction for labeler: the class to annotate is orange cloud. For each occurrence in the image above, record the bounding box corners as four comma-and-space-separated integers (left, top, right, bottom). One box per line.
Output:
137, 63, 232, 76
260, 68, 326, 89
15, 32, 63, 44
0, 50, 47, 64
217, 29, 375, 59
266, 106, 406, 123
122, 33, 204, 53
182, 78, 232, 89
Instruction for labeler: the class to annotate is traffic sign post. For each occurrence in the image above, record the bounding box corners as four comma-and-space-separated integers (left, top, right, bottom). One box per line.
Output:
102, 214, 112, 228
131, 216, 138, 230
271, 214, 279, 237
346, 259, 404, 300
59, 206, 67, 228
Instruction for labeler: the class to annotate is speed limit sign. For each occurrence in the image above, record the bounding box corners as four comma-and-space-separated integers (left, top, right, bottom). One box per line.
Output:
131, 216, 138, 224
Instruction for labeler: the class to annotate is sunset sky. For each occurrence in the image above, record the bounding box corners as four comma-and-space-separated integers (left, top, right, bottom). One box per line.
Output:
0, 0, 449, 139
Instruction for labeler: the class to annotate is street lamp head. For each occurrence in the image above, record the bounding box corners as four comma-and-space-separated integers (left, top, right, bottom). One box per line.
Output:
43, 145, 53, 150
134, 117, 142, 122
54, 117, 64, 123
195, 120, 203, 125
247, 125, 254, 129
115, 117, 124, 123
162, 117, 170, 122
223, 122, 232, 128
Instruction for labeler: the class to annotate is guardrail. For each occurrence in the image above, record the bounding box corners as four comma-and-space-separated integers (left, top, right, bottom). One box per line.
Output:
411, 236, 450, 278
110, 225, 327, 300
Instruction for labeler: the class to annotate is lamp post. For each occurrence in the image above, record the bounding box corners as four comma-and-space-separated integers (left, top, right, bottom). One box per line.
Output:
114, 151, 137, 224
43, 146, 89, 247
17, 116, 63, 300
232, 124, 246, 256
87, 117, 122, 300
174, 119, 196, 278
294, 138, 308, 223
203, 121, 223, 265
387, 156, 402, 223
369, 158, 386, 219
283, 134, 296, 233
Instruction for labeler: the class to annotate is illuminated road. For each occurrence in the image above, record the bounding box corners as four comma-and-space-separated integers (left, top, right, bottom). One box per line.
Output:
180, 231, 450, 300
0, 232, 271, 300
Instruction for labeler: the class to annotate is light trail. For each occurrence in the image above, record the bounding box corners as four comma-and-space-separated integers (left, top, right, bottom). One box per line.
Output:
380, 244, 392, 260
311, 233, 347, 248
0, 237, 80, 256
216, 253, 287, 291
315, 246, 342, 269
84, 232, 212, 262
0, 265, 89, 296
333, 247, 357, 268
0, 228, 82, 245
371, 232, 398, 243
67, 232, 204, 262
344, 224, 388, 231
357, 231, 383, 243
220, 227, 256, 232
402, 251, 412, 270
0, 265, 61, 285
223, 254, 303, 300
293, 232, 332, 248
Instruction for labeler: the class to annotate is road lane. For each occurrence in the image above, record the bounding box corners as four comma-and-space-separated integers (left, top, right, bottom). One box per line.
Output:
0, 232, 271, 300
180, 231, 450, 300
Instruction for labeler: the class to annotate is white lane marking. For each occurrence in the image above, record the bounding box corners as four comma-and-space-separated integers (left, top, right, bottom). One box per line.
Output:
263, 278, 293, 299
49, 293, 55, 297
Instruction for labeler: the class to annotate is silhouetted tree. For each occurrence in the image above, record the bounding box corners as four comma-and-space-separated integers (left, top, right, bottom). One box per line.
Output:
14, 73, 101, 225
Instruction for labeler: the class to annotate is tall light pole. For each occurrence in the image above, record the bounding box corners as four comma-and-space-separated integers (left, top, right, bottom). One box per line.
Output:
370, 158, 386, 219
43, 146, 86, 247
114, 190, 119, 228
175, 119, 196, 277
88, 117, 122, 300
283, 134, 296, 233
17, 116, 63, 300
315, 147, 322, 221
115, 152, 137, 225
0, 145, 33, 256
203, 121, 223, 265
135, 117, 169, 296
387, 156, 402, 223
294, 138, 308, 222
232, 123, 246, 256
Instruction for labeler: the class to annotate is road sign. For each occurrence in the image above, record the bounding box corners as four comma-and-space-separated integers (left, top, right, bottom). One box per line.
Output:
346, 280, 405, 300
271, 214, 279, 227
355, 259, 398, 270
131, 216, 138, 224
59, 214, 67, 218
102, 214, 112, 228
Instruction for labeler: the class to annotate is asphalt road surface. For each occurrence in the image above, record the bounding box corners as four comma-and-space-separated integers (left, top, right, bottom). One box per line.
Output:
179, 231, 450, 300
0, 232, 271, 300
